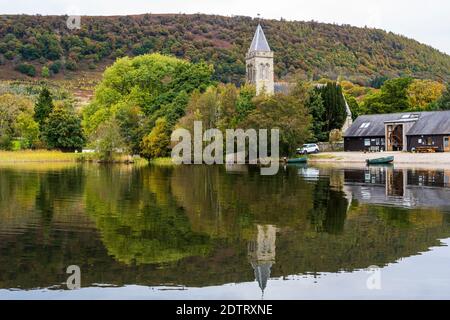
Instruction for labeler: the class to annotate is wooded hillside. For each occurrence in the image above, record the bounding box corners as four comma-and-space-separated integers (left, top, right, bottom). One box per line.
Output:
1, 14, 449, 85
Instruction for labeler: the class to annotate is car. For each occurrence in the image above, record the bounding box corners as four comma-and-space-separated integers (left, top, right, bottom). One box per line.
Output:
297, 143, 320, 155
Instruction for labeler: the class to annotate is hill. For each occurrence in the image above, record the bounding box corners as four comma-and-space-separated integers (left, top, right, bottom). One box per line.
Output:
0, 13, 449, 86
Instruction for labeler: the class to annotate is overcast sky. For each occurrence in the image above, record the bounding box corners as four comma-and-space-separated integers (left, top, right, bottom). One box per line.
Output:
1, 0, 449, 54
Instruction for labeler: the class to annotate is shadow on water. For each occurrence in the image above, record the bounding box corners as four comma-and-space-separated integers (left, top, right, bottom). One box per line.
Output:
0, 163, 450, 296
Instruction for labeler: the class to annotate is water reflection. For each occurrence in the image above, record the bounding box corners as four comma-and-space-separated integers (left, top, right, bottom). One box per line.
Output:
0, 163, 450, 298
248, 225, 277, 297
342, 166, 450, 208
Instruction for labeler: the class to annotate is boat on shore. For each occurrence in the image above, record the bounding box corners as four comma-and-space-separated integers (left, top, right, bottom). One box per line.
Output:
286, 157, 308, 164
366, 156, 394, 165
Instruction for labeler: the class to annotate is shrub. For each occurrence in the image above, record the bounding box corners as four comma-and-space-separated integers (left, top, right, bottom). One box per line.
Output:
15, 63, 36, 77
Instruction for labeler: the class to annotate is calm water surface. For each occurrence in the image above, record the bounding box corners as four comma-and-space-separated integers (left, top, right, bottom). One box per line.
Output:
1, 163, 450, 299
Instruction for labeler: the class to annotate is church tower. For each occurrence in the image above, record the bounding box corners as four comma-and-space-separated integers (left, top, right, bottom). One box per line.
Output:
246, 24, 274, 95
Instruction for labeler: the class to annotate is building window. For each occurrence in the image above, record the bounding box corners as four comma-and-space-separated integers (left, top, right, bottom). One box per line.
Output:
375, 138, 380, 146
360, 122, 371, 129
444, 137, 449, 148
364, 139, 371, 147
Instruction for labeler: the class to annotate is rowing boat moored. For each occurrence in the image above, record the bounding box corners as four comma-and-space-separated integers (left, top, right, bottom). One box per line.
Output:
366, 156, 394, 165
287, 157, 308, 164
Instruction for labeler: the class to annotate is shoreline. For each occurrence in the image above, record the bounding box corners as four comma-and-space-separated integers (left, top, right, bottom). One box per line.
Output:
308, 151, 450, 170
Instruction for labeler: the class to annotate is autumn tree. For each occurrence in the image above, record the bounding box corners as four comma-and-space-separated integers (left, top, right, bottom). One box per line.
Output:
437, 83, 450, 110
241, 82, 312, 156
407, 79, 444, 110
140, 117, 171, 159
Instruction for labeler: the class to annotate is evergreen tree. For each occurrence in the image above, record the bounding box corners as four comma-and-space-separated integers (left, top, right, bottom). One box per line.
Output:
316, 82, 347, 134
306, 88, 327, 142
34, 88, 54, 127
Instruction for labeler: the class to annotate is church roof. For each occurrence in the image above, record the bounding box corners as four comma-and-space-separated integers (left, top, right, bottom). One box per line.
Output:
249, 24, 271, 52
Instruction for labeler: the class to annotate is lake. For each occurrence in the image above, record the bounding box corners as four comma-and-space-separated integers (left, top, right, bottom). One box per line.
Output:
1, 163, 450, 300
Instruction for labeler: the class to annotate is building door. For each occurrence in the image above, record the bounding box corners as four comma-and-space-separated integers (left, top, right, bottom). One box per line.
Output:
444, 136, 450, 152
387, 124, 403, 151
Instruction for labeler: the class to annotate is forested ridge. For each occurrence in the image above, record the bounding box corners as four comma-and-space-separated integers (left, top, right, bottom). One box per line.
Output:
1, 13, 450, 85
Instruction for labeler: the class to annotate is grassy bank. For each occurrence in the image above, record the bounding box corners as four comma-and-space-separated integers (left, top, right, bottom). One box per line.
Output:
149, 157, 177, 166
0, 150, 148, 165
0, 150, 79, 162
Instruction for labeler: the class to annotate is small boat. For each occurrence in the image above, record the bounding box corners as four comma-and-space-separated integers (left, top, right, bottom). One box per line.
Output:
366, 156, 394, 165
287, 157, 308, 164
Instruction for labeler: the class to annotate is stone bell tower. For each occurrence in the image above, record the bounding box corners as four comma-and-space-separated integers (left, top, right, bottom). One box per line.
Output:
246, 24, 274, 95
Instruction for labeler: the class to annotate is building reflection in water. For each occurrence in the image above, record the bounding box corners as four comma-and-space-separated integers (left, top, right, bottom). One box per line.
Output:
248, 225, 277, 298
341, 166, 450, 208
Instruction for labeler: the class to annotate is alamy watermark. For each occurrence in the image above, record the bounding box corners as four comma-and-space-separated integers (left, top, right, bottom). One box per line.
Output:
66, 6, 81, 30
366, 265, 381, 290
171, 121, 280, 175
66, 265, 81, 290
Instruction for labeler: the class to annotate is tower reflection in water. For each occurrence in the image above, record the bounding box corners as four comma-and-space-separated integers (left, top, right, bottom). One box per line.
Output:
248, 225, 278, 298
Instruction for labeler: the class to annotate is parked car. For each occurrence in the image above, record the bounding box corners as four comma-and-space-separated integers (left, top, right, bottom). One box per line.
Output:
297, 143, 320, 155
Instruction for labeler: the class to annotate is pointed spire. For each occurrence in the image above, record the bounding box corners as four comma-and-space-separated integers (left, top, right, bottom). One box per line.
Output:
251, 262, 272, 295
249, 24, 271, 53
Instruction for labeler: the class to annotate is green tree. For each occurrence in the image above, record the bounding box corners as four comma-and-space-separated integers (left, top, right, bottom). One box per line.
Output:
362, 77, 413, 114
15, 63, 36, 77
41, 66, 50, 78
84, 53, 213, 155
235, 84, 256, 123
89, 118, 126, 161
306, 88, 327, 142
34, 88, 54, 127
42, 104, 85, 152
140, 117, 171, 159
0, 93, 33, 149
241, 82, 312, 156
15, 113, 39, 149
316, 82, 348, 133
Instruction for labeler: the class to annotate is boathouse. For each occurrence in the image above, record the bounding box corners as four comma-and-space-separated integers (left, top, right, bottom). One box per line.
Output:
344, 110, 450, 152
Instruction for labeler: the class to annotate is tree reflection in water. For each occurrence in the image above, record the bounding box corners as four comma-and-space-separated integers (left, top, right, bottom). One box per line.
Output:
0, 164, 449, 295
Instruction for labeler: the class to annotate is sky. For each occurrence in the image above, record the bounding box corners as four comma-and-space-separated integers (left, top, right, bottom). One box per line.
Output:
1, 0, 449, 54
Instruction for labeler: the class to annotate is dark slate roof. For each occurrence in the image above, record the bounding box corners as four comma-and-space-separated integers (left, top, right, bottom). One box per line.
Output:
344, 113, 405, 137
407, 111, 450, 135
344, 111, 450, 137
249, 24, 271, 52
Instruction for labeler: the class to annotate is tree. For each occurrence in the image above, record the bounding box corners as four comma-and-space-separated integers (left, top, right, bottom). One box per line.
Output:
315, 81, 347, 134
34, 88, 54, 127
15, 113, 39, 149
140, 117, 171, 159
89, 118, 126, 161
42, 104, 85, 152
235, 84, 256, 123
0, 93, 33, 149
306, 88, 327, 142
362, 77, 413, 114
437, 83, 450, 110
241, 82, 312, 156
406, 79, 444, 110
84, 53, 214, 155
15, 63, 36, 77
41, 66, 50, 78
